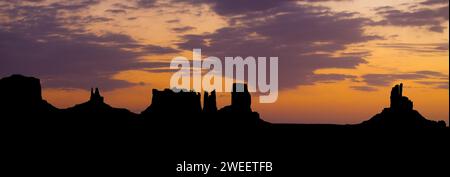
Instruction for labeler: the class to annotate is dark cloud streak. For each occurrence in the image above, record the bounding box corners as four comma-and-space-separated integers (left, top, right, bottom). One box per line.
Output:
171, 26, 196, 33
361, 71, 448, 87
350, 86, 378, 92
377, 43, 449, 53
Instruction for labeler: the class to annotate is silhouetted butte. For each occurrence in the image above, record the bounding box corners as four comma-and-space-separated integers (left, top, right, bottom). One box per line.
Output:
360, 83, 446, 128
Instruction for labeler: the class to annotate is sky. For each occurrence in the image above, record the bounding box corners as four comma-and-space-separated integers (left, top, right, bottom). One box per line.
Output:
0, 0, 448, 125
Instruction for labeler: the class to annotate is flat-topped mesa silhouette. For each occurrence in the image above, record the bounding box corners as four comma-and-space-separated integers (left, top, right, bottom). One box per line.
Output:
361, 83, 446, 128
0, 74, 57, 116
142, 89, 202, 116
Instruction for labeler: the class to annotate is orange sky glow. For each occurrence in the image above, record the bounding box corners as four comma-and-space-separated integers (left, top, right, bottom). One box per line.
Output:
1, 0, 448, 124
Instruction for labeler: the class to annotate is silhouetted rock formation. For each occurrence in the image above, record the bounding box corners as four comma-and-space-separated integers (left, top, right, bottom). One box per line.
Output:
390, 83, 413, 111
139, 83, 265, 127
219, 83, 252, 113
90, 87, 104, 103
2, 74, 447, 130
142, 89, 202, 116
0, 75, 139, 129
0, 74, 265, 129
203, 90, 217, 112
0, 74, 57, 116
64, 88, 138, 127
361, 83, 446, 128
214, 83, 263, 126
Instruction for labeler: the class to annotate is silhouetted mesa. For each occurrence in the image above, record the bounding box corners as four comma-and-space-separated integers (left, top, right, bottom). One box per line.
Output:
142, 89, 202, 115
0, 74, 57, 116
361, 83, 446, 128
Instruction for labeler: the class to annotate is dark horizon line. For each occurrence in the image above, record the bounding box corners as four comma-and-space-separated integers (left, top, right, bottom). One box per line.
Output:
0, 74, 447, 128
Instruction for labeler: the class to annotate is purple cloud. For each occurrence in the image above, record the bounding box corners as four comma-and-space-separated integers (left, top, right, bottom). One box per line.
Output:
173, 0, 351, 16
177, 1, 379, 89
136, 0, 157, 8
421, 0, 449, 5
373, 1, 449, 32
416, 81, 449, 89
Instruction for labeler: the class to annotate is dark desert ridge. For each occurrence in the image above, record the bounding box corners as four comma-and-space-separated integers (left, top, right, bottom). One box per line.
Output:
0, 74, 446, 130
1, 74, 448, 176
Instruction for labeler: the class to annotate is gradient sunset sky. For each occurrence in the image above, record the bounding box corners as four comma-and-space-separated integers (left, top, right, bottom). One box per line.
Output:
1, 0, 448, 124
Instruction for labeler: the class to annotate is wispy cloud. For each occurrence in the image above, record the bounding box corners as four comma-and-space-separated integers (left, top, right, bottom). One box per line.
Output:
377, 43, 449, 53
361, 71, 448, 87
373, 0, 449, 32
